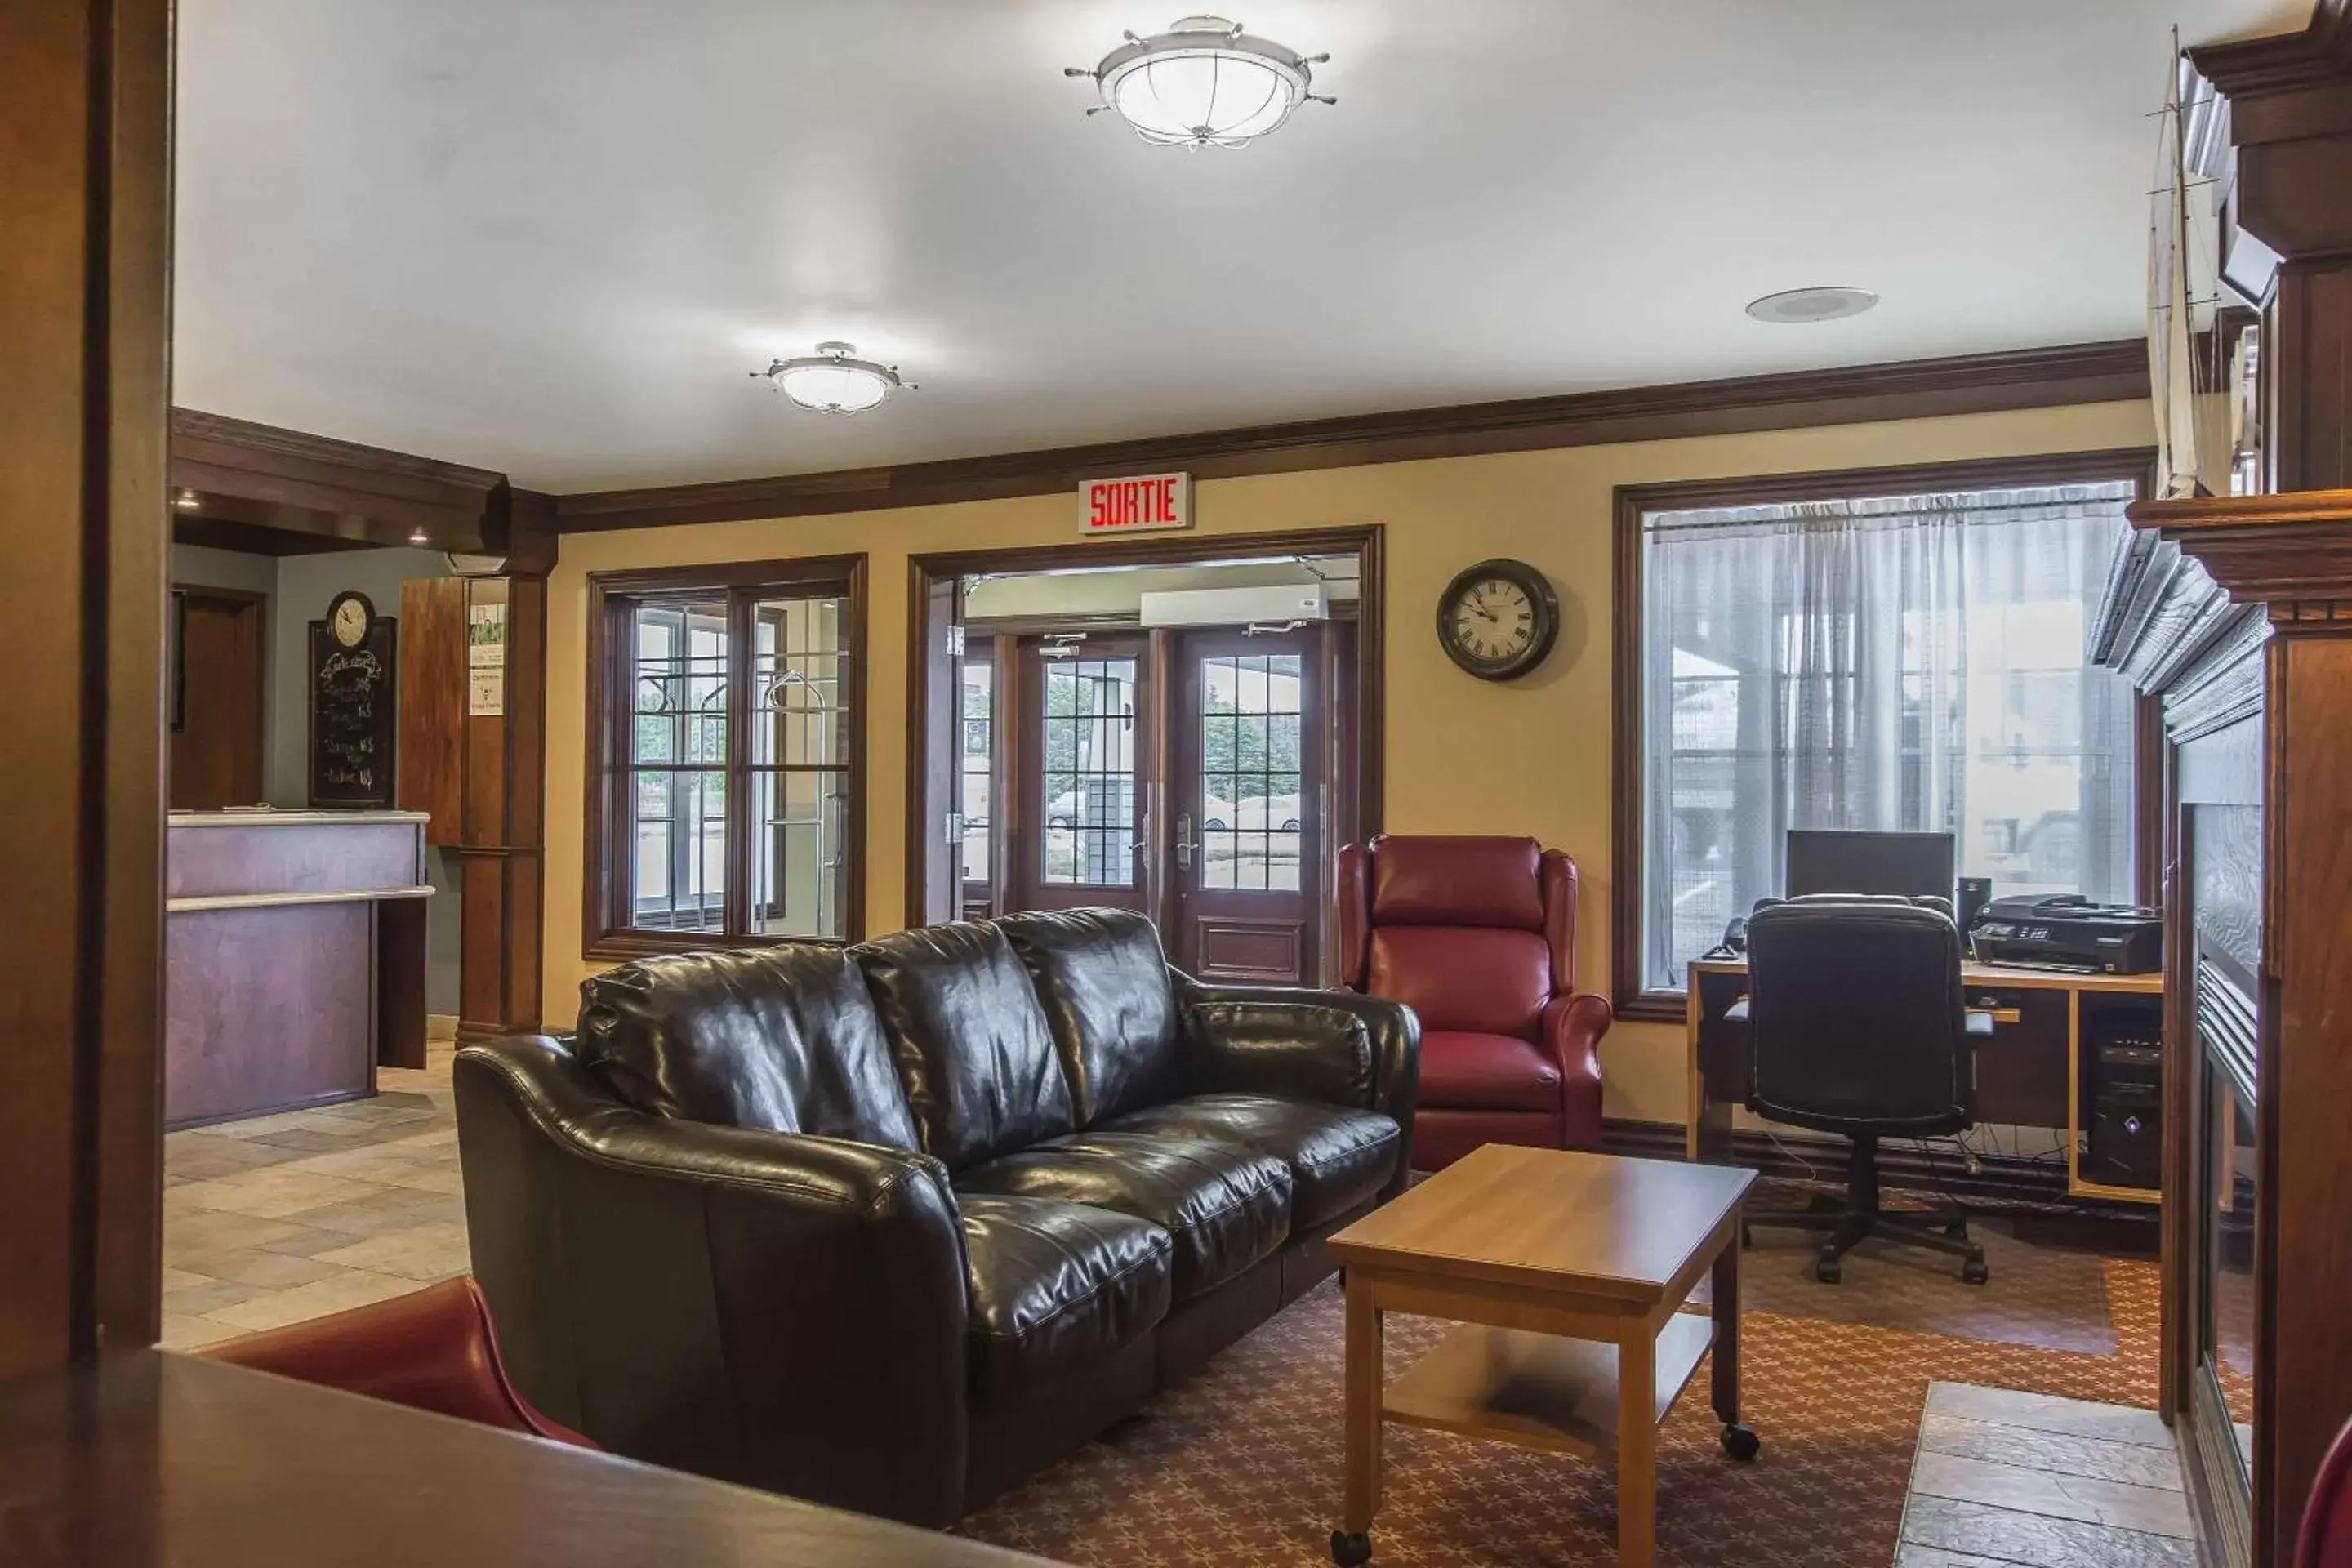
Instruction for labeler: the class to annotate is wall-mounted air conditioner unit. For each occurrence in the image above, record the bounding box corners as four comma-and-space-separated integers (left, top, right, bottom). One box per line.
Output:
1138, 583, 1329, 628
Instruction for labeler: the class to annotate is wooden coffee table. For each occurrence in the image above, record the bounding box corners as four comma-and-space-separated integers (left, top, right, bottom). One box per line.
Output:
1325, 1145, 1758, 1566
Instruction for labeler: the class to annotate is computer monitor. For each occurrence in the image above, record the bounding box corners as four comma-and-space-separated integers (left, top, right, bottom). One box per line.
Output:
1784, 829, 1955, 902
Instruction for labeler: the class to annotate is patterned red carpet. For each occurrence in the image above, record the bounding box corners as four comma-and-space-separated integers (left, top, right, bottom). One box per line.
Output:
960, 1234, 2159, 1567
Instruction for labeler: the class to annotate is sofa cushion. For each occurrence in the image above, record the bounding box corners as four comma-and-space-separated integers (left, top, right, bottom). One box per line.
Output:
1369, 927, 1551, 1037
1418, 1031, 1562, 1113
853, 923, 1074, 1170
1102, 1094, 1399, 1230
957, 1193, 1173, 1408
574, 945, 918, 1149
998, 908, 1186, 1126
955, 1133, 1290, 1300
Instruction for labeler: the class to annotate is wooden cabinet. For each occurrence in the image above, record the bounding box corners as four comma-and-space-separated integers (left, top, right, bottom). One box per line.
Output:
2095, 490, 2352, 1568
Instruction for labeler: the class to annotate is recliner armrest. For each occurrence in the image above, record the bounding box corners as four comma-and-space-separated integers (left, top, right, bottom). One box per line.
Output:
452, 1036, 971, 1528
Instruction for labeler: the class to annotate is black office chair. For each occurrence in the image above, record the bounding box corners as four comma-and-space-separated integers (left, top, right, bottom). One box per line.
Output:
1731, 895, 1993, 1285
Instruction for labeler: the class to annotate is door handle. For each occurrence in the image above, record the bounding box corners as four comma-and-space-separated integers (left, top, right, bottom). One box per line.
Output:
1174, 813, 1196, 870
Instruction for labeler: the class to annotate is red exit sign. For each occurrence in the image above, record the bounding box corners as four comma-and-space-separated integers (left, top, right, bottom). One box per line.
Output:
1080, 471, 1192, 536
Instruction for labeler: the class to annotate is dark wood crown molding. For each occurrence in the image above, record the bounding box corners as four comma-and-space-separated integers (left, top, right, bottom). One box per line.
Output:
2188, 0, 2352, 122
553, 341, 2150, 535
2127, 488, 2352, 612
170, 407, 510, 554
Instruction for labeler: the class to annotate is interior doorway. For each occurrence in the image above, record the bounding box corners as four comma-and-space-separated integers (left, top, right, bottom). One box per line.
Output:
168, 586, 266, 810
913, 526, 1383, 986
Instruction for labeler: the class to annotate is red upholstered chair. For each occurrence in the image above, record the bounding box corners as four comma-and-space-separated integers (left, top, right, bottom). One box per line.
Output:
2301, 1415, 2352, 1568
1336, 835, 1613, 1171
202, 1275, 591, 1447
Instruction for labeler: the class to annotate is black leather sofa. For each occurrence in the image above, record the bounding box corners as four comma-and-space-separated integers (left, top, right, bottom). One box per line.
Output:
452, 907, 1419, 1527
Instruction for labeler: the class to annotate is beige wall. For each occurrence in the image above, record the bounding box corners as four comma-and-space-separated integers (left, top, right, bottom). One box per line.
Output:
544, 398, 2153, 1125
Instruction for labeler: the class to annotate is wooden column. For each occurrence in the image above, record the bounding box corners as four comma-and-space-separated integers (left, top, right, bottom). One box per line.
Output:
454, 568, 549, 1042
0, 0, 172, 1374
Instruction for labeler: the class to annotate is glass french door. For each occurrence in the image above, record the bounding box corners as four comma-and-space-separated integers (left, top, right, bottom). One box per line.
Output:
1009, 635, 1152, 913
1167, 627, 1322, 985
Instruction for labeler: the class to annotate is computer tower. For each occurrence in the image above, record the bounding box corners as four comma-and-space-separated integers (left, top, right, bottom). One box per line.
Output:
2085, 1028, 2163, 1192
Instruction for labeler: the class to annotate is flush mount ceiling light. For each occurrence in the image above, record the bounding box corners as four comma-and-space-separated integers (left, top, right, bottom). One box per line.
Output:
1745, 286, 1881, 324
1067, 15, 1332, 149
753, 341, 910, 413
172, 487, 202, 510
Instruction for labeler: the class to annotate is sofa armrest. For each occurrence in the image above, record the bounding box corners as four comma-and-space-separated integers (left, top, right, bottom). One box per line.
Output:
1541, 991, 1613, 1150
452, 1036, 971, 1528
1174, 975, 1421, 1188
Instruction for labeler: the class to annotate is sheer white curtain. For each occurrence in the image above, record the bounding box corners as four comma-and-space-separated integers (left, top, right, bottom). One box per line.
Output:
1639, 482, 2138, 993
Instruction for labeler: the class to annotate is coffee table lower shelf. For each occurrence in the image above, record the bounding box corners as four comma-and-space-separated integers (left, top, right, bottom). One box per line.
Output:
1381, 1312, 1716, 1465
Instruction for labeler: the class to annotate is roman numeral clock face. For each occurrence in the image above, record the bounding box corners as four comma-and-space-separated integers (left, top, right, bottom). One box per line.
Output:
1436, 559, 1559, 681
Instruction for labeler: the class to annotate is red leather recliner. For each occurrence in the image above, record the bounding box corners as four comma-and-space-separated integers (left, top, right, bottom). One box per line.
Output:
2301, 1415, 2352, 1568
202, 1275, 591, 1446
1336, 835, 1613, 1171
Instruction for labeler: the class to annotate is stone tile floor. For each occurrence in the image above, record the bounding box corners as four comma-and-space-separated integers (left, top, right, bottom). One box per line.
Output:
1897, 1383, 2195, 1568
159, 1043, 469, 1350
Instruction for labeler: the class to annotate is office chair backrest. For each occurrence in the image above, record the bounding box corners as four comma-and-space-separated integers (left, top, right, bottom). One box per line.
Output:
1745, 895, 1971, 1135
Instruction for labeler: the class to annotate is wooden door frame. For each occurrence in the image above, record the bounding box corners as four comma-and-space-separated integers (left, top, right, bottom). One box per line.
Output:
906, 523, 1385, 932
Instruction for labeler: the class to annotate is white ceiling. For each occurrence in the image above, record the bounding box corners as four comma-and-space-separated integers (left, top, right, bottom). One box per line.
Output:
172, 0, 2309, 492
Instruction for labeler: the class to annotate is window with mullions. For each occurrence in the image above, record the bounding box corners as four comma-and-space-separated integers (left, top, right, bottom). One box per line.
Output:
1041, 656, 1138, 887
587, 558, 863, 957
1200, 652, 1303, 892
960, 646, 994, 885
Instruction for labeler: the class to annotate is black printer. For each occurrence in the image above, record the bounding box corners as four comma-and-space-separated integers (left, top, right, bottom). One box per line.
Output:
1969, 893, 2164, 974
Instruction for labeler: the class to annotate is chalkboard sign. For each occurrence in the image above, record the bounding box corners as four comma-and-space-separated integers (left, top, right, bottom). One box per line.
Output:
309, 598, 399, 808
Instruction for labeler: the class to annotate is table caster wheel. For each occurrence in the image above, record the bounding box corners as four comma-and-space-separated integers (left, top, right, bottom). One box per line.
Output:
1814, 1255, 1842, 1285
1721, 1422, 1761, 1461
1962, 1256, 1989, 1286
1331, 1530, 1374, 1566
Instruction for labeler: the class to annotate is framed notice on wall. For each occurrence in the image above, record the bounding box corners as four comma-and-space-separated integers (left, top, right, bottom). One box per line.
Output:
468, 599, 507, 716
309, 590, 399, 808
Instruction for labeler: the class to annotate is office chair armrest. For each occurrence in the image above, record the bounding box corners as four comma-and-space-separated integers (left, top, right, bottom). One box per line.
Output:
1540, 991, 1612, 1148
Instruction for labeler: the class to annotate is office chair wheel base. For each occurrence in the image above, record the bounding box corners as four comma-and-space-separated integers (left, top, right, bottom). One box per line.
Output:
1814, 1256, 1842, 1285
1961, 1257, 1989, 1286
1331, 1530, 1374, 1566
1721, 1423, 1761, 1461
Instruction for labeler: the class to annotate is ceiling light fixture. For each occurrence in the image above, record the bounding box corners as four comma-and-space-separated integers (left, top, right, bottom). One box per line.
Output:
753, 341, 909, 414
172, 488, 202, 511
1067, 15, 1332, 149
1745, 286, 1880, 324
407, 525, 430, 546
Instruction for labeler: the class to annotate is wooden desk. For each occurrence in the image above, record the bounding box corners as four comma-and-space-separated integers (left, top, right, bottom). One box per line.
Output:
0, 1351, 1051, 1568
1328, 1146, 1757, 1568
1686, 957, 2165, 1205
165, 810, 433, 1129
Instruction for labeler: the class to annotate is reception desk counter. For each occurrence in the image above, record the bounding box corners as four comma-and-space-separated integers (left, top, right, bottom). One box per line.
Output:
165, 810, 432, 1129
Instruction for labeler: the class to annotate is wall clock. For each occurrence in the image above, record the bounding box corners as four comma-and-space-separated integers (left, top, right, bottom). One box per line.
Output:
1436, 558, 1558, 681
327, 589, 375, 648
